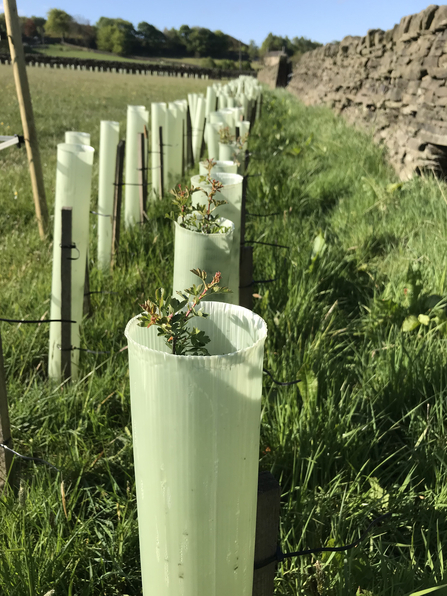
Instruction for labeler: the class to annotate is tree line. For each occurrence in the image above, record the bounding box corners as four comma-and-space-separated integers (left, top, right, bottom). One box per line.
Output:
0, 8, 321, 65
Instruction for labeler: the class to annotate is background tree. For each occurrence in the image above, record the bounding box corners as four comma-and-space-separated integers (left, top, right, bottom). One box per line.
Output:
248, 39, 259, 61
32, 16, 46, 43
45, 8, 73, 41
23, 18, 37, 39
137, 22, 166, 55
96, 18, 136, 55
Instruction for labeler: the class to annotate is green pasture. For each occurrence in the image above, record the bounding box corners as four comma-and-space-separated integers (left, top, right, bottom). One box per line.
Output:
1, 64, 447, 595
28, 43, 149, 63
29, 44, 255, 70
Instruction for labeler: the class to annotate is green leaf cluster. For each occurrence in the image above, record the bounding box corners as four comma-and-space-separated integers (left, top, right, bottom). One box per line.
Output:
138, 269, 232, 355
166, 171, 229, 235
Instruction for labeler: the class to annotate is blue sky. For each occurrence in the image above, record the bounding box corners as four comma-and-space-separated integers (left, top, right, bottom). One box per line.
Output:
1, 1, 440, 46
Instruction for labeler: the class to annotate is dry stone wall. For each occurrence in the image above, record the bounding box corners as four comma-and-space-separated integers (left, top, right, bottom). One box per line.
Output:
289, 5, 447, 179
258, 55, 291, 89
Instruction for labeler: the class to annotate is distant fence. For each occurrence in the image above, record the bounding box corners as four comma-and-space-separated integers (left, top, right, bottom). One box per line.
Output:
0, 53, 256, 80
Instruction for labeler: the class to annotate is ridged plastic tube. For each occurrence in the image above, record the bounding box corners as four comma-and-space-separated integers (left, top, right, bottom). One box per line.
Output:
219, 142, 239, 162
167, 103, 183, 188
191, 173, 243, 305
192, 97, 206, 163
97, 121, 119, 270
233, 107, 244, 125
207, 121, 224, 161
48, 143, 95, 380
199, 160, 237, 176
188, 93, 198, 124
151, 102, 167, 198
205, 86, 216, 116
173, 218, 236, 303
125, 302, 267, 596
65, 131, 90, 145
174, 99, 187, 174
125, 105, 149, 227
214, 109, 236, 136
218, 93, 227, 109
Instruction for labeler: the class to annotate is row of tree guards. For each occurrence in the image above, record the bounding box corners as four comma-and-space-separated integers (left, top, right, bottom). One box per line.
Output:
6, 74, 280, 596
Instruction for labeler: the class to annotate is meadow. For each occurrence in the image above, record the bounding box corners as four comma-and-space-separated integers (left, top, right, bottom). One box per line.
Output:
1, 64, 447, 595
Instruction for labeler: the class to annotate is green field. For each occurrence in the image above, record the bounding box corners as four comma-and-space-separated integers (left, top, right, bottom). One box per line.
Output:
1, 64, 447, 595
29, 44, 255, 69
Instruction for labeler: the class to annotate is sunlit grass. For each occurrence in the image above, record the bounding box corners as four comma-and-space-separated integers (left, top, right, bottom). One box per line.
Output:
2, 71, 447, 594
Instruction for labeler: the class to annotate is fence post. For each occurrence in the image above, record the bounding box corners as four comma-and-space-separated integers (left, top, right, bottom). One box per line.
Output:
0, 331, 13, 490
61, 207, 72, 381
112, 140, 125, 267
3, 0, 49, 240
200, 117, 207, 159
239, 170, 253, 310
138, 132, 147, 223
182, 119, 185, 175
252, 471, 281, 596
158, 126, 165, 198
186, 105, 193, 168
83, 258, 91, 317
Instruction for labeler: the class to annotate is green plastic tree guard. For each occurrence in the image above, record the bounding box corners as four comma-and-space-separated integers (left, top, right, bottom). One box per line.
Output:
172, 218, 237, 304
206, 120, 224, 161
48, 143, 95, 380
192, 97, 206, 163
199, 160, 237, 176
205, 86, 216, 117
125, 105, 149, 227
65, 131, 90, 145
125, 301, 267, 596
167, 103, 183, 187
191, 173, 243, 305
219, 142, 240, 163
151, 102, 167, 198
97, 121, 119, 270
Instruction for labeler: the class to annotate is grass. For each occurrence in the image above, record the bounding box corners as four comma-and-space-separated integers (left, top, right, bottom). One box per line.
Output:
28, 43, 150, 63
1, 63, 447, 595
29, 44, 257, 69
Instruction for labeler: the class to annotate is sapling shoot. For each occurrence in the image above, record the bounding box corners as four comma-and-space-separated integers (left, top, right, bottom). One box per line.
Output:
166, 168, 228, 234
139, 269, 232, 355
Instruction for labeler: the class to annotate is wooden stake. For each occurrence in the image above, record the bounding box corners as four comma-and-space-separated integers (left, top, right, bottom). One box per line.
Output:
61, 207, 72, 381
200, 117, 207, 159
239, 246, 254, 311
181, 119, 185, 175
186, 105, 193, 168
3, 0, 49, 240
83, 256, 91, 317
239, 168, 253, 309
138, 132, 147, 222
159, 126, 164, 198
252, 472, 281, 596
112, 140, 125, 266
0, 331, 13, 490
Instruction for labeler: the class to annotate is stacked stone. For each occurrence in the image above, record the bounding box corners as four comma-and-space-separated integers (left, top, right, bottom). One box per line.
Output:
289, 5, 447, 179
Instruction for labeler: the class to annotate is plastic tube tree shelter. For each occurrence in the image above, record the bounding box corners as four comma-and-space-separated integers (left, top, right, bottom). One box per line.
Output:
125, 302, 267, 596
199, 160, 237, 176
125, 105, 149, 227
191, 173, 243, 305
97, 121, 120, 270
65, 131, 91, 145
172, 218, 236, 304
166, 103, 183, 187
205, 86, 216, 117
173, 99, 187, 173
192, 97, 206, 164
187, 93, 198, 124
150, 102, 167, 198
48, 143, 95, 381
207, 121, 224, 162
